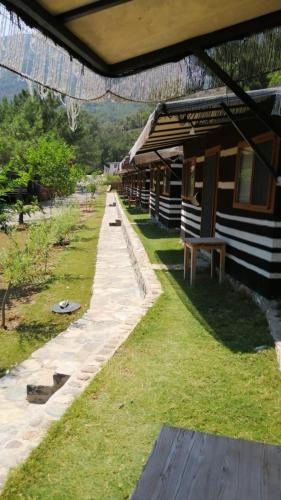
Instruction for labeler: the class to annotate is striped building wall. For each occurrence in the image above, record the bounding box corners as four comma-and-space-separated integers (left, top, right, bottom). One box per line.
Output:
140, 168, 150, 210
181, 121, 281, 298
158, 163, 183, 229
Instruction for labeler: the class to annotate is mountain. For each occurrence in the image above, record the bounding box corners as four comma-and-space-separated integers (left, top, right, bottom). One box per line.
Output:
0, 68, 28, 100
0, 66, 148, 122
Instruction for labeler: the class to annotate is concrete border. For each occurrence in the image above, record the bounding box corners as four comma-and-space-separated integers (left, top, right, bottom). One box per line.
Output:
115, 195, 162, 303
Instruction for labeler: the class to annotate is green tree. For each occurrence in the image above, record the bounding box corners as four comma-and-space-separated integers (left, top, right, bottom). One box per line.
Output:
17, 136, 81, 198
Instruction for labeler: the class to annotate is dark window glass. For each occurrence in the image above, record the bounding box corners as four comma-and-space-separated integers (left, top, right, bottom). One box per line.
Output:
251, 140, 272, 206
236, 146, 253, 203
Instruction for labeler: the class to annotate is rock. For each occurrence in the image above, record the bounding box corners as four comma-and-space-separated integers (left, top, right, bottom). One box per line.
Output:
77, 373, 90, 381
5, 440, 23, 449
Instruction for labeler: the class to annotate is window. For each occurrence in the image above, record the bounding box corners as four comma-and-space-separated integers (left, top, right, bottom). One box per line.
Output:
234, 133, 277, 212
163, 167, 171, 195
182, 157, 196, 199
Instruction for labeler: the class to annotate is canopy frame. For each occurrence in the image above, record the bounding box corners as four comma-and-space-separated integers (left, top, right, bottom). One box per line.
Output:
194, 49, 281, 140
220, 102, 277, 180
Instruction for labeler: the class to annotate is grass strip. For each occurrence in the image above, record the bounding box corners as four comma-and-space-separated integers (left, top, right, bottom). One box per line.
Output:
0, 193, 105, 377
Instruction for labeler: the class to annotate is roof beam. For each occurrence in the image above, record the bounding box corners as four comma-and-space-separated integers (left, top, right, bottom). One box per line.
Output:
57, 0, 133, 23
221, 102, 277, 180
193, 49, 281, 139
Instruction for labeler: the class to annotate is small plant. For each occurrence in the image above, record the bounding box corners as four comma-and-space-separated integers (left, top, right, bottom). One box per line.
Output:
88, 182, 97, 197
0, 205, 12, 233
0, 233, 40, 329
50, 205, 80, 246
101, 174, 121, 185
11, 197, 40, 225
27, 220, 54, 273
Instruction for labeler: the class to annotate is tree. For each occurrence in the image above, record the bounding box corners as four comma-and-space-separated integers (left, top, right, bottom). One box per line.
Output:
11, 197, 39, 225
13, 136, 81, 199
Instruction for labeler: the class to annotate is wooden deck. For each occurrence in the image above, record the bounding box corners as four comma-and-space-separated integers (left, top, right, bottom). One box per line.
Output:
131, 426, 281, 499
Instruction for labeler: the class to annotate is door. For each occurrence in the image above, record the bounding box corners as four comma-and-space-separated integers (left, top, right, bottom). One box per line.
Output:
155, 168, 163, 220
200, 147, 220, 237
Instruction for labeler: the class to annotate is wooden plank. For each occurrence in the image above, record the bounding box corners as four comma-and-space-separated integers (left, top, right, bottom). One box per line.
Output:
131, 427, 281, 500
131, 427, 182, 500
184, 237, 225, 245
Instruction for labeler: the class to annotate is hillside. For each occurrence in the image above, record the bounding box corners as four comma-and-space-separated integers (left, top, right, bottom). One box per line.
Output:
0, 68, 28, 100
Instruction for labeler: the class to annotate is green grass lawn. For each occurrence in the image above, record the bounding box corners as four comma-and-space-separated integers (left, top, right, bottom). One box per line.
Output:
0, 193, 105, 377
2, 198, 281, 499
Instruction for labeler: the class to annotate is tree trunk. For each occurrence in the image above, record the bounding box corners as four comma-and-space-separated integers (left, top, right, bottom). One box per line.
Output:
2, 283, 11, 330
19, 211, 24, 225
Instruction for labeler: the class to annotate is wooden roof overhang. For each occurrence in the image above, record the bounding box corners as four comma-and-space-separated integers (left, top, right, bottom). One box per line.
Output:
120, 147, 183, 174
2, 0, 281, 78
129, 88, 280, 178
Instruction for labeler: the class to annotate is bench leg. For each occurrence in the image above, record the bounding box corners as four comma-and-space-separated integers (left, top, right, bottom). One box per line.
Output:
219, 247, 225, 283
211, 250, 215, 279
184, 246, 190, 280
190, 248, 197, 286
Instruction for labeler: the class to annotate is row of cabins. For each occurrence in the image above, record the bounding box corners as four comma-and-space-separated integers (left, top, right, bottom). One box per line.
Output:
120, 87, 281, 299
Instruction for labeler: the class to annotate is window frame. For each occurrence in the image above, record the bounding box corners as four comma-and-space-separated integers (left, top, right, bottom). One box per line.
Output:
182, 156, 196, 200
233, 132, 278, 213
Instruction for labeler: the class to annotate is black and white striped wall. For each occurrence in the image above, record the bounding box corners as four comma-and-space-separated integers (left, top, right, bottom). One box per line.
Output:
140, 168, 150, 210
158, 163, 183, 229
181, 122, 281, 298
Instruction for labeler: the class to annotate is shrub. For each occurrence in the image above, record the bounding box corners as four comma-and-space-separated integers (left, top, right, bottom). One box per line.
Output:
27, 219, 54, 273
50, 205, 80, 246
0, 233, 41, 329
101, 174, 121, 185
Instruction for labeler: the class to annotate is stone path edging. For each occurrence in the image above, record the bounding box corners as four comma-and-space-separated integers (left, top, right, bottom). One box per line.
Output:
116, 195, 162, 301
0, 192, 161, 489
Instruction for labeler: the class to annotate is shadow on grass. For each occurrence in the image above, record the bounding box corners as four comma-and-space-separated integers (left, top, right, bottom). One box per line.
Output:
164, 265, 272, 354
142, 242, 272, 354
16, 321, 61, 343
0, 280, 52, 308
135, 222, 179, 240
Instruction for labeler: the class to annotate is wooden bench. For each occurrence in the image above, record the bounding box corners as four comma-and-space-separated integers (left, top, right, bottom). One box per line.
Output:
184, 237, 226, 286
128, 196, 137, 208
131, 426, 281, 500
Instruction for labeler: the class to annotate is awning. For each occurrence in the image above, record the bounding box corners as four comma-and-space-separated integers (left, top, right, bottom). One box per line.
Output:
120, 147, 183, 173
2, 1, 281, 77
129, 87, 281, 161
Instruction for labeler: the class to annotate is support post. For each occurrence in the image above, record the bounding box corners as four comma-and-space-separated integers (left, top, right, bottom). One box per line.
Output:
220, 102, 277, 180
193, 49, 281, 140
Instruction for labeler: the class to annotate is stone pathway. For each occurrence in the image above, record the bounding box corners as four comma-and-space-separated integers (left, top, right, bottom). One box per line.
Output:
8, 192, 90, 225
0, 192, 161, 489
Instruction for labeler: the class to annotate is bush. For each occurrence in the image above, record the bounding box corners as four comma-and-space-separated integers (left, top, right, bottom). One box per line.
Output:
101, 174, 121, 185
50, 205, 80, 246
87, 182, 97, 196
0, 232, 41, 328
27, 219, 54, 273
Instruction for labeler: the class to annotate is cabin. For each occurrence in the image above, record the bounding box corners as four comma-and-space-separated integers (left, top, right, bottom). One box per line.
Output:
103, 162, 120, 176
121, 148, 183, 227
128, 87, 281, 298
